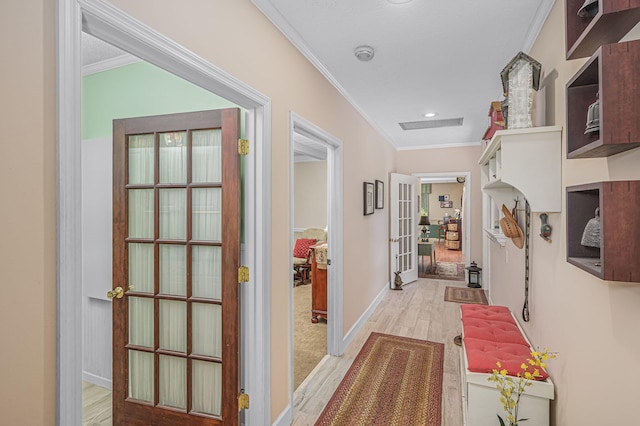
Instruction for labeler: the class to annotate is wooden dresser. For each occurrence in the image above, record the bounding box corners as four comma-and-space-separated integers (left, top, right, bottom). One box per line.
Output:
310, 245, 327, 323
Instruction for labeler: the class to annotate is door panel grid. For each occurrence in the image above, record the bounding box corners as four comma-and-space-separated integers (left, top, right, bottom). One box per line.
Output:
397, 182, 415, 272
112, 109, 240, 425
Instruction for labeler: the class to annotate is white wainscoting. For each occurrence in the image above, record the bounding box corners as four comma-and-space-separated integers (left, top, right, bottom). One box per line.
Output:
82, 296, 112, 389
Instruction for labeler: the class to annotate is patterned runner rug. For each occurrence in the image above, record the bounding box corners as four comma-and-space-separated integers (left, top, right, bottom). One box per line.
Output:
420, 261, 465, 281
314, 332, 444, 426
444, 286, 488, 305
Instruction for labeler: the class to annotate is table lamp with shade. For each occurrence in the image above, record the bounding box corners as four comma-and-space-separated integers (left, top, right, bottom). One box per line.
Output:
419, 215, 430, 241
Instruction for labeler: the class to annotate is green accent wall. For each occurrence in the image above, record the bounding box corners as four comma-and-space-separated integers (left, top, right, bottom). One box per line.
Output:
83, 61, 246, 240
82, 61, 242, 139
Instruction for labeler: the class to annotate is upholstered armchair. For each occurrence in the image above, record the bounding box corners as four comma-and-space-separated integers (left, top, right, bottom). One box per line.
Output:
293, 227, 327, 286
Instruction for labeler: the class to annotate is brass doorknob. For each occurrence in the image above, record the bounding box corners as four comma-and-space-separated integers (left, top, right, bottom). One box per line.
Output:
107, 286, 124, 300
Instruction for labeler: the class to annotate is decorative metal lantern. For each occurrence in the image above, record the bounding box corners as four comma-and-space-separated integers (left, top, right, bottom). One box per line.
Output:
585, 92, 600, 134
465, 261, 482, 289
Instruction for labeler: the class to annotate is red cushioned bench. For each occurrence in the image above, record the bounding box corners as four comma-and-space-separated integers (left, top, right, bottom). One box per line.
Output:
459, 304, 554, 426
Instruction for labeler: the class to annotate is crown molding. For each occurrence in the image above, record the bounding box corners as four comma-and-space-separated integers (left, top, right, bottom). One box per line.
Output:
82, 54, 141, 76
250, 0, 397, 148
522, 0, 556, 54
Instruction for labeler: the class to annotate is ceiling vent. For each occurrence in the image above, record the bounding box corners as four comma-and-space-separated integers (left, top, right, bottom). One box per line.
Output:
399, 117, 464, 130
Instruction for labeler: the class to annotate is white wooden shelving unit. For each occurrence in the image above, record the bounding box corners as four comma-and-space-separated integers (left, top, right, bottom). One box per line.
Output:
479, 126, 563, 211
478, 126, 562, 244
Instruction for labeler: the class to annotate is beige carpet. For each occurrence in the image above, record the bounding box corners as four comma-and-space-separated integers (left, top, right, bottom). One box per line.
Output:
294, 283, 327, 389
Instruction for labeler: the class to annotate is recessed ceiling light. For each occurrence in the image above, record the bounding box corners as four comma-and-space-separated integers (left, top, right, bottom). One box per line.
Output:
354, 45, 375, 62
424, 112, 438, 118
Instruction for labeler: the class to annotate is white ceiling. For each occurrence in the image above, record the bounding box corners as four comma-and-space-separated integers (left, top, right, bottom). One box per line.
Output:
251, 0, 555, 150
82, 0, 554, 151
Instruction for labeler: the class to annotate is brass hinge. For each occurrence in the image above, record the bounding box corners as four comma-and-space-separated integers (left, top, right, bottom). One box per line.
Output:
238, 266, 249, 283
238, 139, 249, 155
238, 389, 249, 411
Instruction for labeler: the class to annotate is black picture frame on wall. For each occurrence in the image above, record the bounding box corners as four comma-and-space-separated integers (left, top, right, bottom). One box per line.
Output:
375, 180, 384, 209
364, 182, 374, 215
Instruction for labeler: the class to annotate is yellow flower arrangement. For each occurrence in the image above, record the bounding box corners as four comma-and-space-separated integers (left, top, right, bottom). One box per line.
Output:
487, 348, 556, 426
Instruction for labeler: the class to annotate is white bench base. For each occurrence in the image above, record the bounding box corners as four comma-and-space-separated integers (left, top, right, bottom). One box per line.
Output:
460, 312, 554, 426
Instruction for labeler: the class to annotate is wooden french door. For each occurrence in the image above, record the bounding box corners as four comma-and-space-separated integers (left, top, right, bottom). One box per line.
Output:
111, 109, 241, 425
389, 173, 419, 286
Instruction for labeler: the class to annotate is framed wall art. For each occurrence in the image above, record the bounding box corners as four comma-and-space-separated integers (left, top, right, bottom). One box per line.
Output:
375, 180, 384, 209
440, 201, 453, 208
364, 182, 374, 215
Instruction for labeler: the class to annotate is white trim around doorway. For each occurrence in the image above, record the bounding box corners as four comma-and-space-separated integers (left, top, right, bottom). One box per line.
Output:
284, 112, 344, 424
57, 1, 272, 424
412, 171, 472, 263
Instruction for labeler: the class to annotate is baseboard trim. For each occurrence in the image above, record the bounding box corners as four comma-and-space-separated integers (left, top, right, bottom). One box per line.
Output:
82, 371, 112, 390
271, 404, 292, 426
341, 282, 390, 352
273, 283, 388, 425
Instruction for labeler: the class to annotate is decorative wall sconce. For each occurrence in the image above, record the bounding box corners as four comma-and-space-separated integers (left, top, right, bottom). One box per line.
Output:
539, 213, 552, 243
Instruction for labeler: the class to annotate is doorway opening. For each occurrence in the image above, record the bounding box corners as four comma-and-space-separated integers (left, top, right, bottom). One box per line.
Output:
291, 132, 328, 392
288, 112, 343, 419
414, 172, 471, 281
58, 1, 271, 424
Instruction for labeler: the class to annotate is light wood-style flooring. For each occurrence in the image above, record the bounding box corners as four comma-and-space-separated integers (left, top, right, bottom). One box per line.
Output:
83, 380, 112, 426
83, 278, 466, 425
292, 278, 465, 425
432, 240, 465, 264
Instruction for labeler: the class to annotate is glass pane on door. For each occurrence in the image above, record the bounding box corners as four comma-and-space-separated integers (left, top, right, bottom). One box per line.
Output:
192, 246, 222, 300
192, 303, 222, 358
192, 360, 222, 416
159, 300, 187, 353
159, 132, 187, 184
129, 297, 154, 348
128, 134, 154, 185
129, 350, 154, 403
129, 243, 154, 294
192, 130, 222, 183
159, 244, 186, 296
159, 355, 186, 409
192, 188, 221, 241
159, 189, 186, 240
129, 189, 154, 239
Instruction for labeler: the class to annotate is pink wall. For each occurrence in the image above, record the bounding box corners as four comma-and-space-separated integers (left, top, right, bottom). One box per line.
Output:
0, 0, 57, 424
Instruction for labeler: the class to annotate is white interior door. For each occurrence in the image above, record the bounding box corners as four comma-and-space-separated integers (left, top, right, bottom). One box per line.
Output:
389, 173, 419, 286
